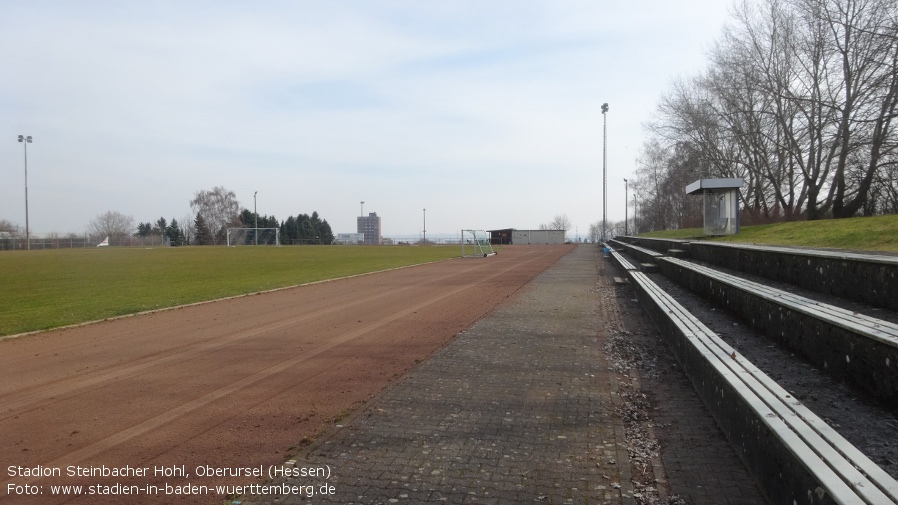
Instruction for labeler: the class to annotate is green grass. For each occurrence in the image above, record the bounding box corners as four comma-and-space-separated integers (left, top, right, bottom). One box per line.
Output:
638, 214, 898, 252
0, 245, 462, 337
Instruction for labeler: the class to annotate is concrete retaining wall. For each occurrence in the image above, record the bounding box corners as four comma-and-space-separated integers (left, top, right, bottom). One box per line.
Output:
627, 271, 845, 505
617, 236, 690, 256
687, 242, 898, 312
657, 257, 898, 407
616, 236, 898, 312
608, 239, 660, 265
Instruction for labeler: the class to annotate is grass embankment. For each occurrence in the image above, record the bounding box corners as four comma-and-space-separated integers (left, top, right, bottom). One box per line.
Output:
638, 214, 898, 253
0, 245, 461, 337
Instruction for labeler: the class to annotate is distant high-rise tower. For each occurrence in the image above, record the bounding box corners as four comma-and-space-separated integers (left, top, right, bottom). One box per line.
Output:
357, 212, 382, 245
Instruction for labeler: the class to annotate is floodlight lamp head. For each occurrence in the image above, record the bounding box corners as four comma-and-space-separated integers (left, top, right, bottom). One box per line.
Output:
601, 103, 608, 113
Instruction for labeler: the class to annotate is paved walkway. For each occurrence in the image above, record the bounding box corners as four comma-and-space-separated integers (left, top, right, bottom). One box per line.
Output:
247, 245, 636, 504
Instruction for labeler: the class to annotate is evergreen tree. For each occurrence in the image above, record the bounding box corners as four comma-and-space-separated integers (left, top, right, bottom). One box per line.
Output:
167, 218, 184, 246
155, 217, 168, 237
238, 209, 281, 244
278, 211, 334, 244
136, 222, 152, 237
318, 219, 334, 244
194, 213, 213, 245
239, 209, 254, 228
281, 216, 299, 243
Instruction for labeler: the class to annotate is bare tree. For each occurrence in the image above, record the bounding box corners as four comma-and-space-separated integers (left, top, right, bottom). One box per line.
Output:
588, 221, 602, 242
558, 216, 571, 231
88, 211, 134, 240
0, 219, 20, 236
821, 0, 898, 217
638, 0, 897, 227
634, 140, 670, 232
190, 186, 240, 244
548, 214, 572, 232
538, 214, 572, 240
181, 213, 196, 245
633, 139, 704, 231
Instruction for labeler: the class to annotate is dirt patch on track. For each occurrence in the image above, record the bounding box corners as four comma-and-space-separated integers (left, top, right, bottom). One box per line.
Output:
0, 245, 572, 505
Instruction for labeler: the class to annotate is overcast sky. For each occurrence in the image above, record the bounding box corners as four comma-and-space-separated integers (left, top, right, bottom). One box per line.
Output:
2, 1, 732, 240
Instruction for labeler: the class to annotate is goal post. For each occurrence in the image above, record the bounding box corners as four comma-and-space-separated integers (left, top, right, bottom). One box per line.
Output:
226, 227, 280, 246
461, 229, 497, 258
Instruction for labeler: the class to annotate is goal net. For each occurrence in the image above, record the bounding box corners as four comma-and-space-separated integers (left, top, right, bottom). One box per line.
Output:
226, 227, 280, 246
461, 229, 496, 258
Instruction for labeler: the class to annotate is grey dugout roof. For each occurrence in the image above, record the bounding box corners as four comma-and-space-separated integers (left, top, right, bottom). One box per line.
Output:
686, 178, 744, 195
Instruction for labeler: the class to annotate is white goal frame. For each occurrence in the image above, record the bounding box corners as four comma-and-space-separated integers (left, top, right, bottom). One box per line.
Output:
461, 229, 497, 258
226, 227, 281, 246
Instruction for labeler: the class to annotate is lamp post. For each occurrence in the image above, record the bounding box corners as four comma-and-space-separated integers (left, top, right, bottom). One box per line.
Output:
254, 191, 258, 245
601, 103, 608, 243
17, 135, 32, 250
358, 201, 366, 245
623, 178, 628, 236
633, 191, 639, 235
423, 208, 426, 244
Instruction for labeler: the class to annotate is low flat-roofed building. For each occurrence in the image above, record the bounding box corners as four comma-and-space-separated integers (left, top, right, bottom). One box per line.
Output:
335, 232, 365, 245
489, 229, 566, 245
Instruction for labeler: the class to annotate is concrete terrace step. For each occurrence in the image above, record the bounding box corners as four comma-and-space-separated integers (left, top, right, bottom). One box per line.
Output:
627, 269, 898, 505
609, 239, 663, 265
608, 249, 637, 272
658, 255, 898, 405
616, 236, 898, 312
663, 257, 898, 344
607, 241, 662, 273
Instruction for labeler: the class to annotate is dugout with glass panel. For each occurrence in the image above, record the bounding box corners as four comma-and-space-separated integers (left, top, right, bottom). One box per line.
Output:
685, 178, 743, 236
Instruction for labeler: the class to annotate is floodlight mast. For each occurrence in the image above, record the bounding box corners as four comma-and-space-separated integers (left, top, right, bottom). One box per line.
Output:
601, 103, 608, 243
623, 178, 628, 236
254, 191, 258, 246
18, 135, 32, 251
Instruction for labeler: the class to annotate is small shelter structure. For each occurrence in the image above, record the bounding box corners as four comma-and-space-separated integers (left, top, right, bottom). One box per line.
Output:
488, 229, 566, 245
685, 178, 743, 236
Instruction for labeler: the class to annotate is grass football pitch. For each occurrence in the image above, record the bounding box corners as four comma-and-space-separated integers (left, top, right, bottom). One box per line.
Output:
0, 245, 462, 337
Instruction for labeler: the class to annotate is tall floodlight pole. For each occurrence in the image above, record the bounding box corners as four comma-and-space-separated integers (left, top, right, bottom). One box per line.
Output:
601, 103, 608, 242
18, 135, 32, 251
623, 178, 628, 236
633, 191, 639, 235
423, 208, 426, 244
254, 191, 258, 246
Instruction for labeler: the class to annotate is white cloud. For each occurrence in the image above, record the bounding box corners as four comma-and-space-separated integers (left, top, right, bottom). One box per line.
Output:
1, 0, 732, 239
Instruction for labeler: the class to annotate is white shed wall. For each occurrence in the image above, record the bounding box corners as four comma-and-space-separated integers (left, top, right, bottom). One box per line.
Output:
511, 230, 565, 244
